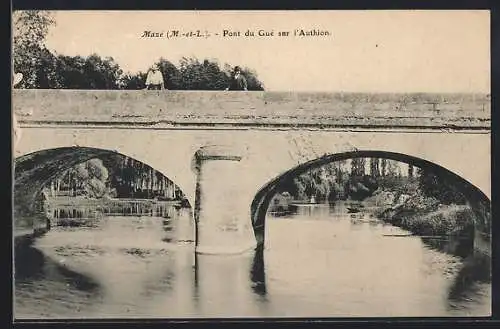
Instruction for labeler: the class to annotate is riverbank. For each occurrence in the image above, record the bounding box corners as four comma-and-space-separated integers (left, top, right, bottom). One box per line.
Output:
366, 190, 475, 237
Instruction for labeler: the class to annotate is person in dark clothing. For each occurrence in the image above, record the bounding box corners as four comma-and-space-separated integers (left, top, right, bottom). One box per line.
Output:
225, 66, 248, 91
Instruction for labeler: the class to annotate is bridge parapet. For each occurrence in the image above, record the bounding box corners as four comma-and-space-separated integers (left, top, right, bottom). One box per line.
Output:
13, 90, 490, 129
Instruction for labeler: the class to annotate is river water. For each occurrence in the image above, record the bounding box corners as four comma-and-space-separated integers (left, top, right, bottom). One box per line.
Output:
14, 202, 491, 319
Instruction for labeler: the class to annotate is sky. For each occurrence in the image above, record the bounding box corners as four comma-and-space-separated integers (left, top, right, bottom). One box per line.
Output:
41, 10, 490, 93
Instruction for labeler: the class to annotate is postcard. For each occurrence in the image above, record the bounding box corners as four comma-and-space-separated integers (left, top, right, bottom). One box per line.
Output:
12, 10, 491, 319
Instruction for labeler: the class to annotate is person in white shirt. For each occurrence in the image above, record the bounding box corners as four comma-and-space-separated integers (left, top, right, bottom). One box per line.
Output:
145, 65, 165, 90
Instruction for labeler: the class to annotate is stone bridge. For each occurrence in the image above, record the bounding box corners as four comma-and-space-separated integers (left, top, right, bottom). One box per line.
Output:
12, 90, 491, 255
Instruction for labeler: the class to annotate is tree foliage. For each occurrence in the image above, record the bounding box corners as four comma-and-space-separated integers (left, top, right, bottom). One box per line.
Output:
350, 158, 366, 177
177, 57, 228, 90
156, 58, 182, 89
418, 169, 467, 205
12, 10, 56, 88
120, 57, 264, 91
277, 157, 468, 204
238, 67, 264, 91
47, 155, 185, 200
369, 158, 380, 177
119, 72, 148, 90
55, 54, 124, 89
12, 14, 265, 91
54, 158, 109, 198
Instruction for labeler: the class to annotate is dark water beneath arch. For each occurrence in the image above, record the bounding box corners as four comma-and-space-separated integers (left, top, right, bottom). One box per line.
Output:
14, 202, 490, 318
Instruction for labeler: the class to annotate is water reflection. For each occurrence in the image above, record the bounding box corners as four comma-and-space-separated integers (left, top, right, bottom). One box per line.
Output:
420, 234, 491, 312
446, 253, 491, 314
50, 202, 179, 225
14, 201, 491, 318
264, 203, 490, 317
421, 236, 473, 259
15, 236, 46, 281
14, 236, 103, 318
15, 237, 100, 291
250, 246, 267, 299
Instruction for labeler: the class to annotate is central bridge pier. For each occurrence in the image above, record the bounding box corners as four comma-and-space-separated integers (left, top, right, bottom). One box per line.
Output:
194, 145, 257, 255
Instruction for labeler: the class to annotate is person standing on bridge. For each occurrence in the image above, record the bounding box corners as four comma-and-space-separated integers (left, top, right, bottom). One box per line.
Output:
145, 64, 166, 90
225, 66, 248, 91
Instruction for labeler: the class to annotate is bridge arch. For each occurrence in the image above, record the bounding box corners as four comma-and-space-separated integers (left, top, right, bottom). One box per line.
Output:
14, 146, 193, 222
250, 150, 491, 245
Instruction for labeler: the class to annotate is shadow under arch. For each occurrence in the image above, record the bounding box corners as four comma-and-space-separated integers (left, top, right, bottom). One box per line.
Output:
250, 150, 490, 245
14, 146, 192, 219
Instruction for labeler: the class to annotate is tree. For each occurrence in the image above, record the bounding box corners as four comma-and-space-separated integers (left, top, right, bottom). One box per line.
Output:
84, 55, 123, 89
380, 158, 387, 176
37, 48, 63, 88
350, 158, 366, 177
293, 177, 307, 200
156, 58, 183, 90
386, 159, 399, 177
178, 57, 229, 90
418, 169, 467, 205
176, 57, 265, 90
13, 14, 267, 91
223, 64, 265, 91
240, 67, 265, 91
369, 158, 380, 177
12, 10, 56, 88
119, 72, 148, 90
55, 54, 123, 89
86, 158, 109, 182
53, 158, 110, 198
408, 164, 414, 178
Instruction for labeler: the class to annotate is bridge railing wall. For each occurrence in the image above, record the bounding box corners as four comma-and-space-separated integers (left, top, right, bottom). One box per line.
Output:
12, 90, 490, 128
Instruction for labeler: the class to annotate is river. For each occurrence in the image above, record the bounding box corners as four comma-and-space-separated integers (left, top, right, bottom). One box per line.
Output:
14, 201, 491, 318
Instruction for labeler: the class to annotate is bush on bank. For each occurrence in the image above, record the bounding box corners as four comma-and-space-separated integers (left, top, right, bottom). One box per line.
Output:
372, 189, 475, 237
399, 205, 475, 236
